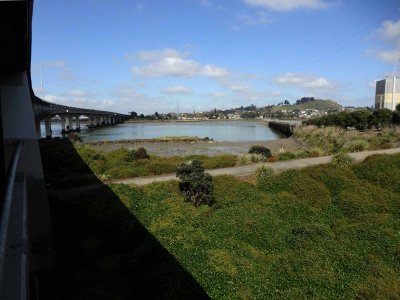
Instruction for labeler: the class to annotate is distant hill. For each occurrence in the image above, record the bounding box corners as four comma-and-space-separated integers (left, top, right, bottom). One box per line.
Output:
272, 99, 342, 112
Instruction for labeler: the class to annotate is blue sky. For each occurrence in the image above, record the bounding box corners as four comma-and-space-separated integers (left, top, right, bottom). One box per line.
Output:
31, 0, 400, 114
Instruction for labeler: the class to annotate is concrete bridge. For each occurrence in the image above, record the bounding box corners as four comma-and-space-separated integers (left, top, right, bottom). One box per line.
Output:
0, 1, 130, 298
32, 96, 129, 138
266, 119, 302, 136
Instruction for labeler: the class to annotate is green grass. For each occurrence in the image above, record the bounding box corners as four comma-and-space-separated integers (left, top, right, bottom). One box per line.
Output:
294, 125, 400, 155
108, 154, 400, 299
272, 99, 342, 112
41, 139, 400, 298
74, 144, 237, 179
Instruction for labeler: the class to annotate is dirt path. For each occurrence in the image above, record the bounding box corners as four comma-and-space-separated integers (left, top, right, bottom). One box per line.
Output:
109, 148, 400, 186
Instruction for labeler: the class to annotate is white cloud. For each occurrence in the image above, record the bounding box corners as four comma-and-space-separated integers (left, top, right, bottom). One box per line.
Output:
368, 18, 400, 64
367, 49, 398, 64
211, 92, 229, 98
226, 82, 250, 91
41, 60, 67, 68
65, 90, 89, 97
201, 64, 229, 77
242, 0, 329, 11
35, 60, 76, 81
131, 48, 229, 78
161, 85, 193, 94
134, 48, 186, 61
274, 73, 335, 89
372, 19, 400, 44
368, 80, 378, 89
237, 11, 271, 26
112, 85, 175, 114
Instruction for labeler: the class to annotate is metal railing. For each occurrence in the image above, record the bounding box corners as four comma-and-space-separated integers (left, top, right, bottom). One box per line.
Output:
0, 141, 28, 299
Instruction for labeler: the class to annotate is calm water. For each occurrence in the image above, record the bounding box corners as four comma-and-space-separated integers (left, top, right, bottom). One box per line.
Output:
41, 120, 285, 142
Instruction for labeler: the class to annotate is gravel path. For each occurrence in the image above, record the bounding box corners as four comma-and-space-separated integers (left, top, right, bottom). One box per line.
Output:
110, 148, 400, 186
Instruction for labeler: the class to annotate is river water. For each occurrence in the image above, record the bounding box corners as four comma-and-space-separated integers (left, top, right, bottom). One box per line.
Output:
41, 120, 285, 142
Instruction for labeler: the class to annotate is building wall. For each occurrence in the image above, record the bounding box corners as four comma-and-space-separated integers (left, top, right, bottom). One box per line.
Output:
375, 76, 400, 110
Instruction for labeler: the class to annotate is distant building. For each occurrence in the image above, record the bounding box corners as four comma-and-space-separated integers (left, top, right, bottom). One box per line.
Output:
375, 75, 400, 110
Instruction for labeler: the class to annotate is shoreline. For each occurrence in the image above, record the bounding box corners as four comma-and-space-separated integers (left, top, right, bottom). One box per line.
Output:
124, 119, 267, 124
87, 137, 305, 157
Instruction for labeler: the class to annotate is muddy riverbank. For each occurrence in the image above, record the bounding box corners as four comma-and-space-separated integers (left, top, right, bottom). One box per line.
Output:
88, 137, 305, 157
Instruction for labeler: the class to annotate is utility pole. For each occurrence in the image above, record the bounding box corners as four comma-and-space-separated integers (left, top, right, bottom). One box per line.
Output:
392, 48, 400, 110
32, 63, 45, 100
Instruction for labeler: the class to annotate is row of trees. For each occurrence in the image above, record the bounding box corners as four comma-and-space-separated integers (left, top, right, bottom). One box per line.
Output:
304, 108, 400, 130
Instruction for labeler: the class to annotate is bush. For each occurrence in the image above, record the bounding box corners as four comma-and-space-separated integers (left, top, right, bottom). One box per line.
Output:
248, 145, 271, 158
330, 153, 355, 167
126, 148, 136, 162
266, 156, 278, 162
346, 139, 370, 152
309, 147, 324, 157
176, 160, 214, 207
278, 152, 297, 161
256, 165, 275, 186
134, 147, 149, 160
236, 153, 265, 165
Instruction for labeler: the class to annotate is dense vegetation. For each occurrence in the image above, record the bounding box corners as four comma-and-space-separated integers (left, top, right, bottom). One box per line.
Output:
271, 99, 341, 113
110, 153, 400, 299
41, 139, 400, 298
294, 125, 400, 155
74, 144, 237, 179
303, 108, 398, 130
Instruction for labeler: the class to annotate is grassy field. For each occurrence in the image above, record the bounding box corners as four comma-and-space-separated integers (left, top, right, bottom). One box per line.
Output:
42, 141, 237, 180
293, 125, 400, 155
108, 153, 400, 299
41, 140, 400, 299
272, 99, 341, 112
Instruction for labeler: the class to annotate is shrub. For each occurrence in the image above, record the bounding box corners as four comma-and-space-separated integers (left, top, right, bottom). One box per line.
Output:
380, 142, 393, 149
201, 154, 237, 169
126, 148, 136, 162
278, 152, 297, 161
176, 160, 214, 207
236, 154, 252, 165
255, 164, 275, 186
330, 152, 354, 167
266, 156, 278, 162
309, 147, 324, 157
346, 139, 370, 152
236, 154, 265, 165
134, 147, 149, 160
248, 145, 271, 158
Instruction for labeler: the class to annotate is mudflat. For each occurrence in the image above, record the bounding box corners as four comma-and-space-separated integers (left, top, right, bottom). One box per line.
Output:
88, 137, 305, 157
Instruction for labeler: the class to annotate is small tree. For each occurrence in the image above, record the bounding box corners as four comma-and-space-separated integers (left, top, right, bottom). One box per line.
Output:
134, 147, 149, 160
176, 160, 214, 207
248, 145, 271, 158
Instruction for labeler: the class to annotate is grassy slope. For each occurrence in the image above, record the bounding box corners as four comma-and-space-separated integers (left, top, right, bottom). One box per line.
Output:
272, 99, 342, 112
75, 144, 237, 179
111, 154, 400, 299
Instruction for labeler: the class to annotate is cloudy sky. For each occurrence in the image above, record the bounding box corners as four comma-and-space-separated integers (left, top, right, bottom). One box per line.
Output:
31, 0, 400, 114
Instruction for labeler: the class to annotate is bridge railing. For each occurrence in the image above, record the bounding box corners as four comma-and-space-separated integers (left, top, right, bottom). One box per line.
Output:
0, 141, 28, 300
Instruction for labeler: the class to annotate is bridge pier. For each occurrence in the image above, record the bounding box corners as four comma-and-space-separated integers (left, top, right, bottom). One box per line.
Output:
44, 118, 52, 138
66, 116, 73, 132
61, 117, 67, 134
75, 116, 81, 132
35, 120, 41, 138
